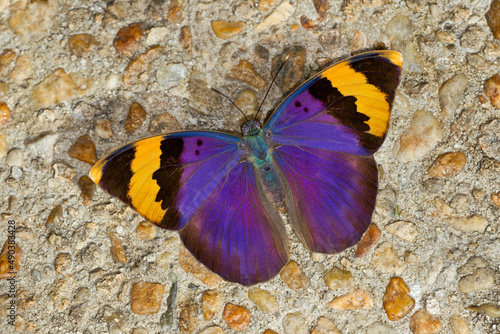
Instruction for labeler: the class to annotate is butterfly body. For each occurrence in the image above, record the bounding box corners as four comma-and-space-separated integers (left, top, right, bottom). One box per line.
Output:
90, 50, 403, 285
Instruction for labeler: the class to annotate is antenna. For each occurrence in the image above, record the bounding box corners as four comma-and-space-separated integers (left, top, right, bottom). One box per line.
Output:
254, 54, 290, 120
210, 87, 249, 122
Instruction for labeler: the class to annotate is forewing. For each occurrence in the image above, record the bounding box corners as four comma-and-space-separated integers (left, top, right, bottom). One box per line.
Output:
179, 161, 289, 286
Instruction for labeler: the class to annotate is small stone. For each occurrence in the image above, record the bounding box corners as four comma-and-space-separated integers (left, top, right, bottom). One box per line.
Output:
95, 118, 113, 139
211, 21, 246, 39
109, 232, 127, 264
0, 49, 16, 76
124, 102, 147, 133
311, 316, 341, 334
319, 30, 342, 54
189, 71, 223, 114
123, 46, 163, 86
0, 134, 7, 160
486, 0, 500, 40
393, 110, 442, 162
492, 192, 500, 207
167, 0, 184, 23
248, 287, 279, 313
282, 311, 308, 334
433, 197, 453, 218
264, 330, 279, 334
479, 118, 500, 160
131, 282, 165, 315
366, 322, 396, 334
146, 27, 169, 46
199, 326, 225, 334
323, 266, 352, 290
78, 175, 96, 205
449, 194, 470, 213
202, 289, 222, 321
375, 188, 397, 217
156, 63, 187, 89
373, 242, 404, 274
484, 74, 500, 108
457, 256, 489, 275
280, 260, 309, 290
222, 303, 250, 331
235, 89, 258, 118
54, 253, 72, 274
428, 152, 466, 177
96, 272, 124, 297
383, 277, 415, 321
256, 1, 294, 32
438, 75, 468, 117
136, 221, 156, 240
475, 304, 500, 318
46, 204, 63, 229
458, 268, 495, 293
179, 26, 193, 57
449, 314, 469, 334
226, 60, 266, 90
460, 26, 486, 51
68, 34, 99, 57
0, 239, 21, 279
8, 0, 57, 40
444, 215, 489, 233
386, 221, 418, 242
409, 309, 442, 334
435, 31, 454, 45
258, 0, 278, 12
385, 15, 422, 72
52, 163, 76, 180
68, 134, 97, 165
300, 0, 328, 31
149, 113, 180, 133
103, 306, 126, 333
327, 289, 373, 310
271, 45, 307, 93
114, 23, 144, 57
350, 30, 367, 52
356, 223, 381, 257
178, 300, 198, 333
6, 148, 23, 167
178, 245, 221, 286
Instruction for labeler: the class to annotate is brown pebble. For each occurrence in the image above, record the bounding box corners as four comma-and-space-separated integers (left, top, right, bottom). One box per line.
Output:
271, 46, 307, 92
223, 303, 251, 331
0, 102, 10, 127
323, 266, 352, 290
484, 74, 500, 108
113, 23, 144, 57
410, 309, 442, 334
178, 245, 221, 287
46, 204, 63, 229
52, 162, 76, 180
202, 289, 222, 321
131, 282, 165, 315
258, 0, 278, 12
226, 60, 266, 89
136, 221, 156, 240
486, 0, 500, 40
148, 113, 180, 133
0, 49, 16, 75
492, 192, 500, 207
180, 26, 193, 57
263, 330, 278, 334
179, 300, 198, 333
428, 152, 466, 177
167, 0, 184, 23
327, 289, 373, 310
124, 102, 147, 133
0, 239, 21, 279
95, 118, 113, 139
68, 34, 99, 57
311, 316, 341, 334
78, 175, 96, 205
68, 134, 98, 165
109, 232, 127, 264
123, 46, 163, 86
355, 223, 381, 257
54, 253, 72, 274
383, 277, 415, 321
211, 20, 246, 39
300, 0, 328, 31
280, 260, 309, 290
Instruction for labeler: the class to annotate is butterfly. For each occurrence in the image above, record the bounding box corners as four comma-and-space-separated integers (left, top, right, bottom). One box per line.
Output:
90, 50, 403, 286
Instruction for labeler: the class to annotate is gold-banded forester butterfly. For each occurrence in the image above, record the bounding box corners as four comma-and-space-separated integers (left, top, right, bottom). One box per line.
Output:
90, 50, 403, 285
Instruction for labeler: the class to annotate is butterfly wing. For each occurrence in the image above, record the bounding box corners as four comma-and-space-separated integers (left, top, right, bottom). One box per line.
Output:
90, 131, 288, 285
265, 50, 402, 253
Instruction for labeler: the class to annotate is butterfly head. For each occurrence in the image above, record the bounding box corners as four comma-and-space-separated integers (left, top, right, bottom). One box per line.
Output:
241, 119, 262, 136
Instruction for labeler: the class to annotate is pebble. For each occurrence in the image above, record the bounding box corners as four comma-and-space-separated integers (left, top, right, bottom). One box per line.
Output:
323, 266, 352, 290
484, 74, 500, 108
449, 194, 470, 213
327, 289, 373, 310
8, 0, 57, 40
0, 239, 21, 279
271, 45, 306, 93
479, 118, 500, 160
310, 316, 341, 334
123, 46, 163, 86
393, 110, 442, 162
372, 242, 404, 274
124, 102, 147, 133
486, 0, 500, 40
235, 89, 258, 118
492, 192, 500, 207
0, 133, 8, 160
160, 280, 178, 330
109, 232, 127, 264
356, 223, 381, 257
202, 289, 222, 321
457, 256, 488, 275
146, 27, 169, 46
409, 309, 442, 334
280, 260, 309, 290
0, 49, 16, 75
45, 204, 63, 229
438, 75, 468, 117
103, 306, 126, 333
319, 30, 342, 55
131, 282, 165, 315
383, 277, 415, 321
68, 33, 99, 57
300, 0, 328, 31
31, 68, 90, 109
95, 118, 113, 139
178, 245, 221, 286
468, 303, 500, 318
113, 23, 144, 57
68, 134, 98, 165
180, 26, 193, 57
457, 268, 495, 293
167, 0, 184, 23
460, 26, 486, 51
222, 303, 251, 331
449, 314, 469, 334
255, 1, 294, 32
179, 300, 198, 333
54, 253, 72, 274
366, 322, 396, 334
136, 221, 156, 240
156, 63, 187, 89
78, 175, 96, 205
96, 272, 124, 297
350, 30, 368, 52
226, 60, 266, 90
0, 103, 9, 127
199, 326, 225, 334
386, 221, 418, 242
428, 152, 466, 178
375, 188, 397, 217
385, 15, 422, 72
189, 71, 223, 114
433, 197, 453, 218
248, 287, 279, 313
211, 21, 246, 39
52, 162, 76, 180
444, 215, 489, 233
480, 156, 500, 177
148, 113, 180, 133
264, 329, 278, 334
282, 311, 308, 334
6, 148, 23, 167
435, 31, 454, 45
258, 0, 278, 12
